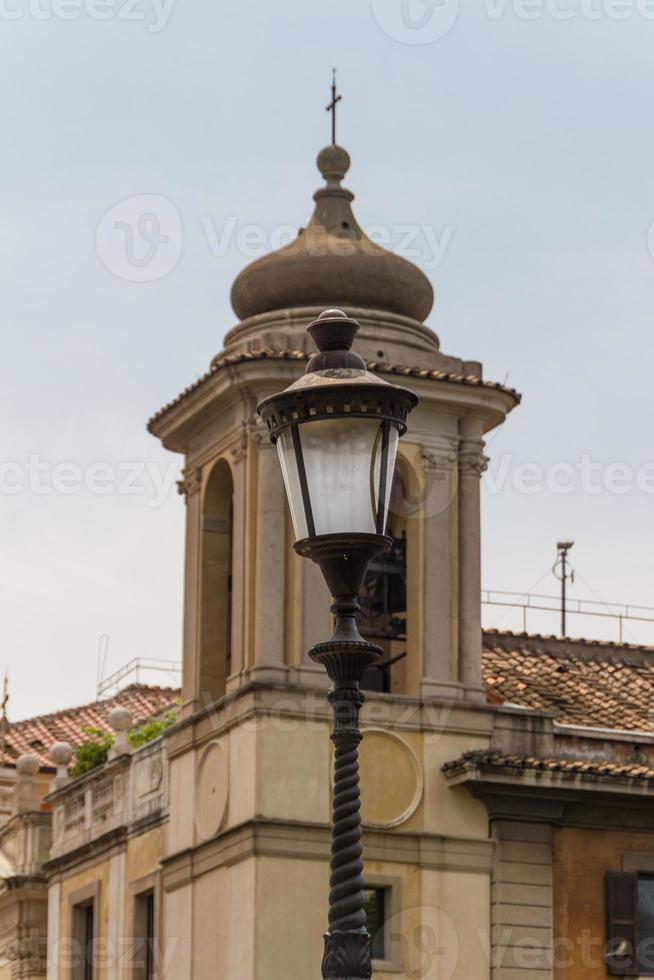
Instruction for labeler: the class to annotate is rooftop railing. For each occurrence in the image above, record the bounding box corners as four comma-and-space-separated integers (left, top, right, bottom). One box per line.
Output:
96, 657, 182, 699
482, 590, 654, 644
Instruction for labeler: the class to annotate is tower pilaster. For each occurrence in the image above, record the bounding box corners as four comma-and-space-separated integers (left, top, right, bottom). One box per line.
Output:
251, 434, 288, 683
457, 416, 489, 701
419, 440, 462, 700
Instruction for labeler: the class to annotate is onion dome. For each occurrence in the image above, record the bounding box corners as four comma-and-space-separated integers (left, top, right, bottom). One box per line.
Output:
230, 145, 434, 324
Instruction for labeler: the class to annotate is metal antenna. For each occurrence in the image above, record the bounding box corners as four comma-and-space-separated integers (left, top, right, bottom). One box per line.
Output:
0, 672, 9, 767
553, 541, 575, 636
96, 634, 109, 698
325, 68, 342, 146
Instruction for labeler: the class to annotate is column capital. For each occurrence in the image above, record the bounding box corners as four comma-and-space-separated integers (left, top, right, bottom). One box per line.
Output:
250, 423, 275, 448
458, 444, 489, 477
421, 444, 458, 475
229, 422, 251, 463
177, 466, 202, 498
229, 417, 272, 460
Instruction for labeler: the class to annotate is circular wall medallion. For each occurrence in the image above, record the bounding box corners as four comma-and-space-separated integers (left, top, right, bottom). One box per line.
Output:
358, 729, 423, 829
195, 740, 229, 843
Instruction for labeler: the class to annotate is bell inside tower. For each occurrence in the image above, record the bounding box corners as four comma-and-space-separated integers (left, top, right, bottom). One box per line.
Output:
360, 466, 409, 694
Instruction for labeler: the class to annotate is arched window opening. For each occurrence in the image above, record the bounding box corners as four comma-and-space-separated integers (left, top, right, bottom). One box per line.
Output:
360, 466, 408, 693
199, 460, 233, 703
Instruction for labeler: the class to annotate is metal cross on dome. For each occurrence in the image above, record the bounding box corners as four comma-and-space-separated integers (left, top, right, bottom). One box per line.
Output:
325, 68, 342, 145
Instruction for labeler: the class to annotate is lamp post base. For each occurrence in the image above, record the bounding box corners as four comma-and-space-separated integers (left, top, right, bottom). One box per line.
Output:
322, 929, 372, 980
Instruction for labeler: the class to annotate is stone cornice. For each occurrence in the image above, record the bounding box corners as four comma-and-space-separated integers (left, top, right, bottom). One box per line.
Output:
161, 818, 494, 892
444, 752, 654, 804
43, 826, 127, 878
1, 875, 48, 893
43, 809, 167, 880
148, 350, 520, 453
220, 307, 441, 361
162, 681, 506, 762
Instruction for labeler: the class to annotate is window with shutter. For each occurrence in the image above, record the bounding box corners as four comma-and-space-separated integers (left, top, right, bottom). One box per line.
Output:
638, 877, 654, 975
606, 871, 638, 976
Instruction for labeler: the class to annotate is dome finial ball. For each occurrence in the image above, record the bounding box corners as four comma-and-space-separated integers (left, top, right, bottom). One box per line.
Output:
316, 144, 350, 183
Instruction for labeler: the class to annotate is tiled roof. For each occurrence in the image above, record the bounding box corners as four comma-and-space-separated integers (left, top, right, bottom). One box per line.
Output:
2, 685, 179, 769
482, 630, 654, 732
443, 750, 654, 782
12, 630, 652, 770
147, 348, 521, 429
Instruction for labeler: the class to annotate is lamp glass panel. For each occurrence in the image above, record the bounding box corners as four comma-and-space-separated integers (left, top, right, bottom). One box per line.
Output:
277, 417, 401, 541
276, 430, 310, 540
374, 425, 399, 533
301, 417, 380, 536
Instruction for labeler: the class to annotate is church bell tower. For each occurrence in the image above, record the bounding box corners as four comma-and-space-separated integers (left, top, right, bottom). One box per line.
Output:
148, 134, 519, 979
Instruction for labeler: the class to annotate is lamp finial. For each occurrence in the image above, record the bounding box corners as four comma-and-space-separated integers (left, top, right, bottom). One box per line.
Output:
306, 309, 365, 372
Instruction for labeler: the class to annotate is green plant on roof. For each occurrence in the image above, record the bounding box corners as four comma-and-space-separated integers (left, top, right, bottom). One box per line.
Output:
72, 727, 114, 777
128, 708, 178, 748
71, 707, 178, 778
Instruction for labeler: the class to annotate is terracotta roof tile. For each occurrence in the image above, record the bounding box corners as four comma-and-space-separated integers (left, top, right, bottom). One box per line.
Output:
1, 685, 179, 770
443, 750, 654, 782
14, 630, 649, 773
482, 630, 654, 732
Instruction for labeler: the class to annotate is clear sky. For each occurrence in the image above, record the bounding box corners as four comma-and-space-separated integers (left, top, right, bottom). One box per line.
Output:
2, 0, 653, 718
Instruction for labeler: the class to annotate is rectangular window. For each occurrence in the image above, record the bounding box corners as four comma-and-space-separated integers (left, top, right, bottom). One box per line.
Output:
606, 871, 654, 974
639, 877, 654, 974
72, 899, 95, 980
133, 890, 156, 980
363, 887, 387, 961
83, 905, 93, 980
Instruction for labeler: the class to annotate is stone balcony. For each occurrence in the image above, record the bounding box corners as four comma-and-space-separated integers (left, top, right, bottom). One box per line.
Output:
48, 735, 168, 861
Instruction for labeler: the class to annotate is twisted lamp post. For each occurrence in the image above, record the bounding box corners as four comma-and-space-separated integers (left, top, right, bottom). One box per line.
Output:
257, 308, 418, 979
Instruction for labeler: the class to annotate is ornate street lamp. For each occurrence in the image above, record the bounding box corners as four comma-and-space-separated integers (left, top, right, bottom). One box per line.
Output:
258, 308, 418, 979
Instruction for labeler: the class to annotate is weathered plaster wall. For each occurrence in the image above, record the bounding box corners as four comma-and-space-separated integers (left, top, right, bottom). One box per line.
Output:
125, 826, 163, 885
553, 826, 654, 979
255, 856, 326, 980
